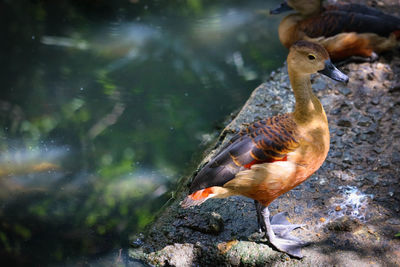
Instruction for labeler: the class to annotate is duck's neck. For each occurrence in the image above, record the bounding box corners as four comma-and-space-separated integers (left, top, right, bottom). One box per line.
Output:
288, 67, 324, 123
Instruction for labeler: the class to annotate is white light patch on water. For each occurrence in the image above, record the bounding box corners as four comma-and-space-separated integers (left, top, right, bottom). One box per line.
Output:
328, 185, 374, 221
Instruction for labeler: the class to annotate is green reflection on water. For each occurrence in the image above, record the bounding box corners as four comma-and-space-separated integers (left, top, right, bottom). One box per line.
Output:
0, 0, 286, 264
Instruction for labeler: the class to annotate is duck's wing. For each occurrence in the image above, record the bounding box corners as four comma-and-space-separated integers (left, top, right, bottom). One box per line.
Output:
300, 4, 400, 38
188, 113, 300, 194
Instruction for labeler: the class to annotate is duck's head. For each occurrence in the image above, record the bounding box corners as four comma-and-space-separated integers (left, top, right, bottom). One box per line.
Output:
270, 0, 322, 16
288, 41, 349, 83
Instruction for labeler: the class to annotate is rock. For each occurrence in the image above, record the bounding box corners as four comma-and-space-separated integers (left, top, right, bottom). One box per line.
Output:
366, 173, 380, 185
183, 211, 224, 234
339, 86, 352, 96
330, 150, 343, 158
134, 243, 200, 267
131, 233, 145, 248
390, 83, 400, 92
392, 151, 400, 164
343, 152, 353, 164
313, 79, 326, 91
366, 155, 377, 165
337, 118, 352, 127
378, 160, 390, 168
386, 218, 400, 225
371, 97, 380, 105
291, 190, 302, 200
326, 216, 362, 232
357, 116, 372, 127
373, 147, 384, 154
330, 108, 341, 115
294, 205, 304, 214
336, 129, 345, 136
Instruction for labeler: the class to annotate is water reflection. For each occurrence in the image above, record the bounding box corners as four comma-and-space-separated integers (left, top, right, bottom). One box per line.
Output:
0, 0, 286, 265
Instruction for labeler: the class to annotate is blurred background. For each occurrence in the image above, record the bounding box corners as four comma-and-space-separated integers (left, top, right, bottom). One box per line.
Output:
0, 0, 287, 265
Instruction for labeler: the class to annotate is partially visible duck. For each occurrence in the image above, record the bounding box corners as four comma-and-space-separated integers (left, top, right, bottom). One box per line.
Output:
271, 0, 400, 61
181, 41, 349, 258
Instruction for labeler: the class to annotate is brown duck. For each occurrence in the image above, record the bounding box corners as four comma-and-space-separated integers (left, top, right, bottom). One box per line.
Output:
271, 0, 400, 61
181, 41, 348, 258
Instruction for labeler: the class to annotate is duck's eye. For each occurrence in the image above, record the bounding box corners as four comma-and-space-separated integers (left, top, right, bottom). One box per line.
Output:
308, 54, 316, 60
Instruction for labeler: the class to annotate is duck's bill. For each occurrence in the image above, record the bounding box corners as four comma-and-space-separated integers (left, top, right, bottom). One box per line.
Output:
270, 2, 293, 14
318, 60, 349, 83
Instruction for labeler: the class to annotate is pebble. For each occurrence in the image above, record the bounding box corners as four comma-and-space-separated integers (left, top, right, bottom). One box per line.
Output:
326, 216, 361, 232
342, 152, 353, 165
359, 134, 368, 141
367, 155, 377, 165
351, 127, 360, 134
371, 97, 380, 105
367, 136, 379, 144
366, 173, 380, 185
330, 151, 343, 158
363, 123, 378, 134
367, 107, 384, 121
353, 136, 362, 144
378, 160, 390, 168
339, 87, 352, 96
313, 80, 326, 91
367, 73, 375, 80
330, 108, 341, 115
336, 140, 345, 149
386, 218, 400, 225
337, 118, 352, 127
354, 100, 363, 110
294, 206, 304, 214
353, 154, 364, 163
357, 116, 372, 127
340, 172, 352, 181
291, 190, 302, 200
392, 151, 400, 164
389, 83, 400, 92
336, 129, 344, 136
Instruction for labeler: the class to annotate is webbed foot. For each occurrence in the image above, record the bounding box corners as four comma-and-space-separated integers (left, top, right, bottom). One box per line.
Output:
271, 212, 305, 239
254, 202, 308, 258
268, 235, 305, 258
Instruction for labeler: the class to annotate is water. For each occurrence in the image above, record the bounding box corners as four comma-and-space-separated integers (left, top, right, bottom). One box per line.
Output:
0, 0, 286, 265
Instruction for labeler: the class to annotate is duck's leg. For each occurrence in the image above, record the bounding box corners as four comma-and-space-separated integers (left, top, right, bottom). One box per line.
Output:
255, 201, 305, 258
255, 200, 266, 233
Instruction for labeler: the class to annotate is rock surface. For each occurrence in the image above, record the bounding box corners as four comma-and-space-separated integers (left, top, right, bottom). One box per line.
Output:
129, 2, 400, 266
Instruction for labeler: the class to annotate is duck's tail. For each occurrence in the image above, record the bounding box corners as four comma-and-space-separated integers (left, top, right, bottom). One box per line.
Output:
180, 187, 215, 208
180, 186, 233, 208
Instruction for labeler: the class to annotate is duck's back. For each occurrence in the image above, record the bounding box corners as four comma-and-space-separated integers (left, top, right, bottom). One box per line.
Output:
300, 4, 400, 38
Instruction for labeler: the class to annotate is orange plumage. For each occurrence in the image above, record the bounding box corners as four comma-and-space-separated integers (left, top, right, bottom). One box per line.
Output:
272, 0, 400, 61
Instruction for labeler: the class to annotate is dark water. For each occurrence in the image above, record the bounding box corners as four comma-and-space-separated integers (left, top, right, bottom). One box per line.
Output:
0, 0, 286, 265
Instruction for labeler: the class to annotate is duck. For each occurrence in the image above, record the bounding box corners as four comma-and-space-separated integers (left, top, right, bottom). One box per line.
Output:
181, 40, 349, 258
270, 0, 400, 61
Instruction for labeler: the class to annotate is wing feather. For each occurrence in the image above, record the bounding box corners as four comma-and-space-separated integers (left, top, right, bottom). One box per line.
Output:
189, 113, 300, 193
300, 4, 400, 38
